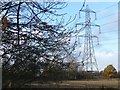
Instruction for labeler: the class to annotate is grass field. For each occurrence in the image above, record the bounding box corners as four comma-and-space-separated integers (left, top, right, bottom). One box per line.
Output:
61, 79, 119, 88
25, 79, 119, 88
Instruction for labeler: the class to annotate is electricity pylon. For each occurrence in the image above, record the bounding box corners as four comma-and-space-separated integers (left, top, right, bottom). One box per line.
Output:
76, 5, 100, 72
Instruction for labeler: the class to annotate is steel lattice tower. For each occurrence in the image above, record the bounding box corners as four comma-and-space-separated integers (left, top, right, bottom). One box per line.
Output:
76, 5, 100, 72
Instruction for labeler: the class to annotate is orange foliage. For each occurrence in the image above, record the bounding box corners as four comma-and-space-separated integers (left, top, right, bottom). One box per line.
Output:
103, 64, 117, 78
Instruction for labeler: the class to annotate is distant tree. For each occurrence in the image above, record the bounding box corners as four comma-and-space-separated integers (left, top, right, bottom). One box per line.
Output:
66, 59, 79, 80
42, 63, 63, 82
103, 64, 117, 78
67, 68, 77, 79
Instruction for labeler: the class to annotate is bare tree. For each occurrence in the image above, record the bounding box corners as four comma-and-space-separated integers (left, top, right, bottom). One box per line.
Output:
1, 1, 77, 88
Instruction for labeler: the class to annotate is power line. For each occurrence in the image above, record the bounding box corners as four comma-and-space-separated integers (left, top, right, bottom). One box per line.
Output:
96, 13, 117, 21
94, 35, 118, 41
100, 29, 118, 34
98, 41, 117, 45
100, 38, 118, 42
93, 38, 118, 45
96, 3, 117, 13
101, 19, 118, 26
93, 28, 118, 35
